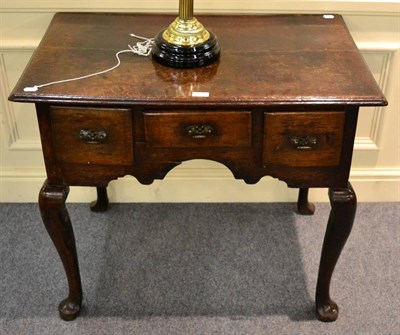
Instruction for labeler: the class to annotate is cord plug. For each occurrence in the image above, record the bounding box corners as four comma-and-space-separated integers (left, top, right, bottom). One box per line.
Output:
24, 86, 39, 92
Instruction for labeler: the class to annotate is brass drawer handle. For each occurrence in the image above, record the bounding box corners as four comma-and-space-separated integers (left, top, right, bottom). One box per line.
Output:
290, 136, 317, 150
79, 129, 107, 144
186, 124, 214, 139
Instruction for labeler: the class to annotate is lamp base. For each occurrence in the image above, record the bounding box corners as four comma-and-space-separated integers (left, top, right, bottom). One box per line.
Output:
151, 30, 220, 68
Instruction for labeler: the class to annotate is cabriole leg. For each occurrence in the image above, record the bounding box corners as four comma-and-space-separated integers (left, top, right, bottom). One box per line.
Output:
38, 180, 82, 321
316, 183, 357, 322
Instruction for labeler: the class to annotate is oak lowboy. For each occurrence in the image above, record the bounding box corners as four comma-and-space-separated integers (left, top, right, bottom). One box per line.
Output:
9, 13, 386, 322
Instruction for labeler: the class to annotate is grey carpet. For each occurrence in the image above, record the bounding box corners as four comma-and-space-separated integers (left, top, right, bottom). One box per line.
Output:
0, 202, 399, 334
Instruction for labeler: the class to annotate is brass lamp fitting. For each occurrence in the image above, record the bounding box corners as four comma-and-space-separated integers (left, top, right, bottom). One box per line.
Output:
152, 0, 220, 68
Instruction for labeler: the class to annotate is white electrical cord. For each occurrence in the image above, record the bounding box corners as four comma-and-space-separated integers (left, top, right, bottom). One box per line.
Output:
23, 34, 154, 92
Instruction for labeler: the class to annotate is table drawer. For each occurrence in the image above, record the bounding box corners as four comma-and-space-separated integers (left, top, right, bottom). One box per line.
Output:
50, 107, 133, 165
144, 111, 252, 148
263, 111, 345, 167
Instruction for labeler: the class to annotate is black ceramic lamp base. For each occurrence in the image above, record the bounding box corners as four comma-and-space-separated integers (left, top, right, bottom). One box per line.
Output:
152, 30, 220, 68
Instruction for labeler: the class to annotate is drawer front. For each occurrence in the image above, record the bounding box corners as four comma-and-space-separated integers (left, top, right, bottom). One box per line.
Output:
51, 107, 133, 165
263, 112, 345, 167
144, 111, 252, 148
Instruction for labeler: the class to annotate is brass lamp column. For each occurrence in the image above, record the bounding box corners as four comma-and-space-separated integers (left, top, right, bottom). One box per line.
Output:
152, 0, 220, 68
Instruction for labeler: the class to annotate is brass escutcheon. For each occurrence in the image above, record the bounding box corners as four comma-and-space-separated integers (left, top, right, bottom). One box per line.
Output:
186, 124, 214, 139
79, 129, 107, 144
290, 135, 318, 150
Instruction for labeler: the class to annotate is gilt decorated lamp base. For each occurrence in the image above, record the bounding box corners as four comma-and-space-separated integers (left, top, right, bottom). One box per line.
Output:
151, 0, 220, 68
152, 30, 220, 68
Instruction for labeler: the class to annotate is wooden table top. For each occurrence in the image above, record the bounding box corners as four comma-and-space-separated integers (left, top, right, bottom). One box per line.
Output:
9, 13, 387, 107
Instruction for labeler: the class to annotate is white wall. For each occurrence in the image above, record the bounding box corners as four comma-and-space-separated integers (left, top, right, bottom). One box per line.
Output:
1, 1, 399, 202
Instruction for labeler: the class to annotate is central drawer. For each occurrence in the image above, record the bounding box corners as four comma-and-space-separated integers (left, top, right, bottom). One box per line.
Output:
144, 111, 252, 148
